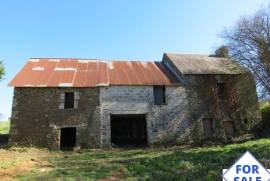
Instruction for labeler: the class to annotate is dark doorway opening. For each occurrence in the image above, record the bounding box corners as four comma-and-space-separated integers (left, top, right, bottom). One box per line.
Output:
202, 118, 214, 138
223, 121, 235, 138
60, 127, 76, 150
110, 114, 147, 147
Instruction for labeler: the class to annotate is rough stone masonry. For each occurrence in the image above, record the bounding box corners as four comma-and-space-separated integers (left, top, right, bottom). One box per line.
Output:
8, 53, 261, 149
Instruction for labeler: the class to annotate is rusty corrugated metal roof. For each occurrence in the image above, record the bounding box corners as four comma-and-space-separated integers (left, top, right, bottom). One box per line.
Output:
9, 58, 180, 87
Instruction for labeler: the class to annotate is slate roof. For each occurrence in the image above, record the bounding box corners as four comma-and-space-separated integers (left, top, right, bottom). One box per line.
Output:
9, 58, 180, 87
163, 53, 245, 74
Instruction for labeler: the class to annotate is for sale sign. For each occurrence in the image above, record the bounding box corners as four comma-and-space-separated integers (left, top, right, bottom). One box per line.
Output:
223, 151, 270, 181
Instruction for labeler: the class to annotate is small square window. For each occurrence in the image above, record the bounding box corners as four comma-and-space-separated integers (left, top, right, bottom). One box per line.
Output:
153, 86, 165, 105
64, 92, 74, 109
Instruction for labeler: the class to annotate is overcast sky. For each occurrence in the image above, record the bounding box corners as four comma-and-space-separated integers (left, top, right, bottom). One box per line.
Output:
0, 0, 269, 120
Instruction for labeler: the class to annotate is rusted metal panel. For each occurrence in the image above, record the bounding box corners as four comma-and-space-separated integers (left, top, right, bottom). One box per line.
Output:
97, 61, 109, 86
124, 61, 140, 85
57, 59, 77, 68
35, 60, 58, 86
9, 58, 180, 87
134, 61, 152, 85
47, 64, 75, 87
15, 61, 34, 86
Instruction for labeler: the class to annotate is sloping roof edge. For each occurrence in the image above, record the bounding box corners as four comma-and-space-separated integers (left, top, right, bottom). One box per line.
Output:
163, 53, 246, 75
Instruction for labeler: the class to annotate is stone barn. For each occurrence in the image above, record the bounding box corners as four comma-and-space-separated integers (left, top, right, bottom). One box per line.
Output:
8, 53, 261, 149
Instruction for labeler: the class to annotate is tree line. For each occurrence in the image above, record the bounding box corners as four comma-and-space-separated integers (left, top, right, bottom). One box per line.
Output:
221, 6, 270, 100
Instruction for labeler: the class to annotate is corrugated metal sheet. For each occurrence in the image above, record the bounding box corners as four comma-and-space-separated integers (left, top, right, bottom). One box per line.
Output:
9, 58, 180, 87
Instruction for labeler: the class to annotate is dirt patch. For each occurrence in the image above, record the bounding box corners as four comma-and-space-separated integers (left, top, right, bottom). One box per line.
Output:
0, 147, 58, 180
0, 159, 53, 181
97, 167, 125, 181
0, 160, 36, 181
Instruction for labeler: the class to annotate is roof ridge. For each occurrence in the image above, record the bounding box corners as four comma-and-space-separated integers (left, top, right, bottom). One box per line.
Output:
29, 58, 158, 63
164, 53, 234, 60
164, 52, 209, 57
30, 58, 99, 60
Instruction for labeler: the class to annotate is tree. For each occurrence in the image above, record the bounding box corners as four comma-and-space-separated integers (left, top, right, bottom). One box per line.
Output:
210, 46, 229, 58
0, 61, 4, 81
221, 7, 270, 99
214, 45, 229, 58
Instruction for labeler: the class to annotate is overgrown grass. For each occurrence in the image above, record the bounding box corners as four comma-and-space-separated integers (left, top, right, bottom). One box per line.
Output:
2, 138, 268, 181
0, 121, 10, 134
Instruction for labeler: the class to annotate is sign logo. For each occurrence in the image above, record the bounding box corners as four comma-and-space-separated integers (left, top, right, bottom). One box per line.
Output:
223, 151, 270, 181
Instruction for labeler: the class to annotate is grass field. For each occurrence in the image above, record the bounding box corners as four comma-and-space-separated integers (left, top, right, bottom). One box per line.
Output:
0, 139, 269, 181
0, 121, 10, 134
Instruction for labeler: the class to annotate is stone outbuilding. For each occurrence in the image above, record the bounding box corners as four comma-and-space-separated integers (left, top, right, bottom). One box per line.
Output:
8, 53, 261, 149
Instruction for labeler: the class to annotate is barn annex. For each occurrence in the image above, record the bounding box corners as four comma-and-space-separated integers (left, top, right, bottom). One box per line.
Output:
8, 53, 261, 149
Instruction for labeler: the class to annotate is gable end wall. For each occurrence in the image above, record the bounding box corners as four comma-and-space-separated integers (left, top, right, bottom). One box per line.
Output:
9, 87, 100, 149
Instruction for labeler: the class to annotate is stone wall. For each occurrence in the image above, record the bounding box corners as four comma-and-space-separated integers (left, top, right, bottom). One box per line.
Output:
180, 73, 261, 142
162, 57, 261, 142
9, 87, 100, 149
9, 74, 261, 148
229, 73, 261, 131
99, 77, 261, 147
